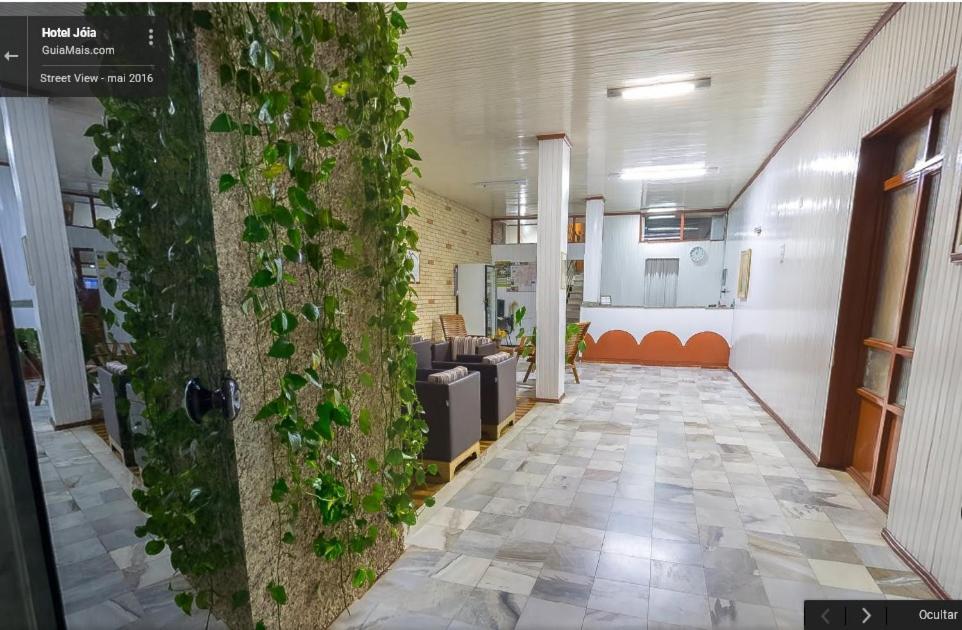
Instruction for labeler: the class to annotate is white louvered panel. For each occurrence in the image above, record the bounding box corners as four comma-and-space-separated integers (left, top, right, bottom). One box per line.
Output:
0, 98, 91, 426
725, 4, 962, 596
402, 3, 887, 216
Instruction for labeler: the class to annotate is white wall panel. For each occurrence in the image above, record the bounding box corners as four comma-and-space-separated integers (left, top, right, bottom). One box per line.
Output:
726, 3, 962, 596
602, 214, 725, 307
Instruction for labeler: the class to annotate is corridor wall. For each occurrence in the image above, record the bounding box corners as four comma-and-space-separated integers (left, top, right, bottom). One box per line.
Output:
726, 3, 962, 597
406, 186, 490, 340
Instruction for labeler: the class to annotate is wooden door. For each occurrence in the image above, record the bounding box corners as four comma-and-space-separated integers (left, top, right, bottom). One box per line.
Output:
848, 104, 950, 508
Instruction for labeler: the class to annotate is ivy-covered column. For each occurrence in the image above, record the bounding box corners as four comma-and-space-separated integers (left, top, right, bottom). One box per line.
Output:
195, 3, 427, 628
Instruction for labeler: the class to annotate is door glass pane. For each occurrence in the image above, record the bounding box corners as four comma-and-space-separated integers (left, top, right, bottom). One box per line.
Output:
852, 397, 882, 481
862, 346, 891, 395
682, 214, 712, 240
933, 107, 951, 157
870, 185, 916, 342
905, 173, 941, 348
892, 122, 927, 174
894, 358, 912, 407
519, 220, 537, 243
643, 214, 681, 240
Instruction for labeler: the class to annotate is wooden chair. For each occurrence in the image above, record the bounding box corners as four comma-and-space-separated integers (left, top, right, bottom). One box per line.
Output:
439, 313, 468, 339
522, 322, 590, 385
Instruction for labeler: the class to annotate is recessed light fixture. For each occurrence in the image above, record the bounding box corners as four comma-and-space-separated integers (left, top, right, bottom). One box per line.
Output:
608, 75, 711, 100
643, 206, 680, 214
618, 162, 715, 181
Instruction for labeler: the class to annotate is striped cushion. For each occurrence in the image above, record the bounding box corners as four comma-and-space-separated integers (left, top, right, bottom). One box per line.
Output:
426, 365, 469, 384
482, 352, 512, 364
450, 335, 491, 358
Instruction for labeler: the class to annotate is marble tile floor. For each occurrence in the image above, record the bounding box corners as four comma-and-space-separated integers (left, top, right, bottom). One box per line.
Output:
26, 382, 224, 630
333, 363, 934, 630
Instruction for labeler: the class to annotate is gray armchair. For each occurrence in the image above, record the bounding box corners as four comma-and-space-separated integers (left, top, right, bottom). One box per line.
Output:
433, 354, 518, 440
415, 368, 482, 481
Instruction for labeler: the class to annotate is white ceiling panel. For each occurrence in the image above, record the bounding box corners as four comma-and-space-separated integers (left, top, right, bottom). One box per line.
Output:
402, 2, 890, 216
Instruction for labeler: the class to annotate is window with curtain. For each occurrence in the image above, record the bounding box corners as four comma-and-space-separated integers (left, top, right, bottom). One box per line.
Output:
643, 258, 679, 307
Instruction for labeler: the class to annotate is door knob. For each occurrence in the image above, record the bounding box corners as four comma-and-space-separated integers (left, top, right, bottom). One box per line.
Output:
184, 373, 240, 423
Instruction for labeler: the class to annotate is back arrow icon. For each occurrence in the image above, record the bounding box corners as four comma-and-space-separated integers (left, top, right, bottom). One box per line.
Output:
821, 608, 831, 624
862, 607, 872, 624
4, 51, 20, 61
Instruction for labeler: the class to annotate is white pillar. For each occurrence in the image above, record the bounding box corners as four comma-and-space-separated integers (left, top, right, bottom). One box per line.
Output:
1, 98, 91, 426
582, 196, 604, 303
535, 133, 570, 402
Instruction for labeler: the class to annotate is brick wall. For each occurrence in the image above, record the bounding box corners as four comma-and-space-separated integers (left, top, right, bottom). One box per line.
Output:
405, 185, 491, 340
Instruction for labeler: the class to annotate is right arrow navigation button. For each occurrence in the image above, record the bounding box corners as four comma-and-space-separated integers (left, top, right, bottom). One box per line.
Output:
862, 607, 872, 624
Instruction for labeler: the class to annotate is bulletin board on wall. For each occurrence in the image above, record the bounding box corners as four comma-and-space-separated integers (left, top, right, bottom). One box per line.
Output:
496, 261, 536, 292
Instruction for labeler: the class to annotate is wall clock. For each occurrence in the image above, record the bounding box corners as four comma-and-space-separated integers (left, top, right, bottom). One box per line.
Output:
689, 245, 707, 264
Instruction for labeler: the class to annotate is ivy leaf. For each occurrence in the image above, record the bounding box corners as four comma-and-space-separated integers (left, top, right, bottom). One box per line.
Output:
331, 404, 351, 427
390, 10, 407, 29
401, 75, 416, 86
91, 154, 104, 176
304, 243, 323, 271
314, 415, 333, 441
102, 276, 118, 297
144, 539, 165, 555
270, 310, 298, 335
281, 531, 295, 544
270, 478, 288, 503
358, 408, 372, 435
333, 125, 351, 140
282, 244, 300, 263
301, 303, 320, 322
361, 494, 380, 513
209, 113, 238, 132
283, 372, 307, 391
218, 173, 238, 192
252, 196, 273, 216
331, 248, 352, 269
263, 162, 286, 180
249, 268, 276, 288
385, 449, 403, 466
174, 592, 194, 615
267, 338, 295, 359
365, 458, 379, 474
404, 147, 422, 161
351, 568, 367, 588
424, 496, 436, 507
332, 80, 350, 97
242, 216, 269, 243
218, 64, 234, 86
267, 582, 287, 606
288, 186, 315, 212
193, 9, 213, 29
323, 295, 338, 319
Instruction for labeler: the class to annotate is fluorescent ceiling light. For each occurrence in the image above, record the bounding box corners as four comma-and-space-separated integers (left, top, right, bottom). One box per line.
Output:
619, 162, 713, 181
608, 76, 710, 100
644, 207, 679, 214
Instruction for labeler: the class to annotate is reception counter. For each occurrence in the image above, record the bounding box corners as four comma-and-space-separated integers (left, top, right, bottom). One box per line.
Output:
579, 305, 733, 368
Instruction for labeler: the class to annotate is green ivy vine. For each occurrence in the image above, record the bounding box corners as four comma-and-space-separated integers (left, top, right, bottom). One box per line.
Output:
202, 2, 431, 625
85, 2, 429, 625
85, 1, 250, 622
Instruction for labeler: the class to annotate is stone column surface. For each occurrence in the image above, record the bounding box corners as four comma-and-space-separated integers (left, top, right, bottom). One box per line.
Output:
535, 133, 571, 402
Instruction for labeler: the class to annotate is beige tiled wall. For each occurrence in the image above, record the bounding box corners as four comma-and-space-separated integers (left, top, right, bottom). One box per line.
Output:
405, 186, 491, 340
